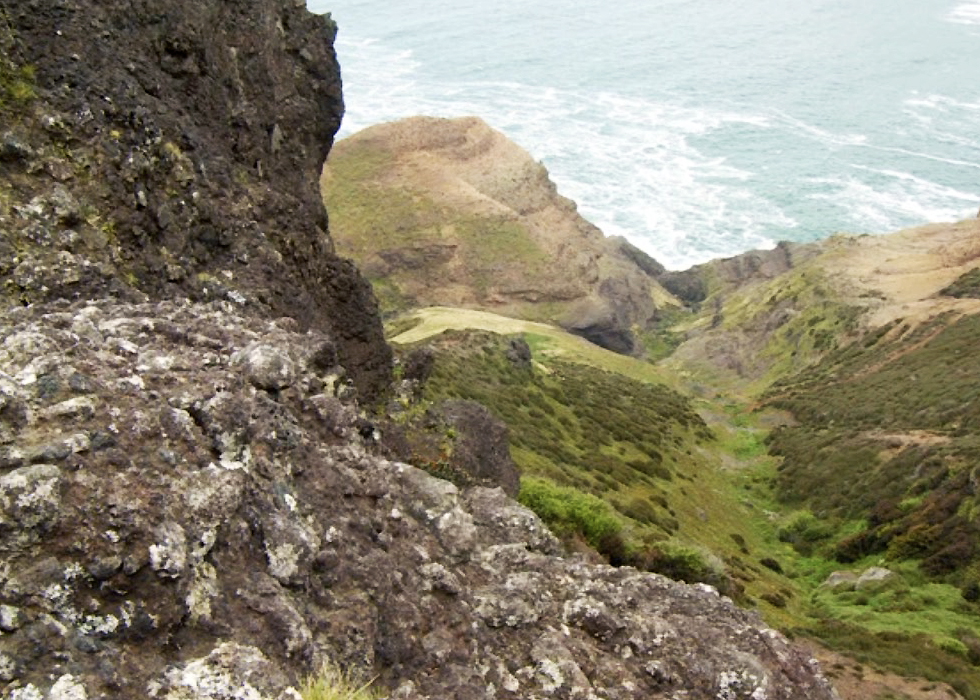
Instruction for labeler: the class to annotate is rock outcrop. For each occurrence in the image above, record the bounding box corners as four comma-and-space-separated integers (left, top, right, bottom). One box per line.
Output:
0, 1, 844, 698
0, 0, 391, 400
0, 299, 839, 700
321, 115, 679, 355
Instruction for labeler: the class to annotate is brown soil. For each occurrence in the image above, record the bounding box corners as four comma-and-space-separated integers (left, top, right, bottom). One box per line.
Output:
806, 643, 965, 700
823, 218, 980, 327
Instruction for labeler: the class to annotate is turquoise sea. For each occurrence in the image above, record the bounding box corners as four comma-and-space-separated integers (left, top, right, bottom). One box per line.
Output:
308, 1, 980, 269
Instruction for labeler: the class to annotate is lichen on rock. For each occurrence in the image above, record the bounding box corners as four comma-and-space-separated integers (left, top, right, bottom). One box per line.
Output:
0, 0, 842, 697
0, 298, 839, 699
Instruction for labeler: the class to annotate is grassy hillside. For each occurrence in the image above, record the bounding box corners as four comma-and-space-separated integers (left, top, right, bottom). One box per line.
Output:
390, 309, 980, 699
763, 312, 980, 586
402, 328, 795, 603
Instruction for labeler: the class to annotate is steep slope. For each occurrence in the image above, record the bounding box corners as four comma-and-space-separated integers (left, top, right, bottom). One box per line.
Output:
665, 218, 980, 390
387, 217, 980, 698
321, 115, 678, 354
656, 218, 980, 696
0, 2, 847, 699
0, 0, 391, 399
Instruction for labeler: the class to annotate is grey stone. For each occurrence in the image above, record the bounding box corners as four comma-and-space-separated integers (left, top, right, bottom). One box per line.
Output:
822, 570, 858, 589
855, 566, 897, 591
236, 343, 296, 391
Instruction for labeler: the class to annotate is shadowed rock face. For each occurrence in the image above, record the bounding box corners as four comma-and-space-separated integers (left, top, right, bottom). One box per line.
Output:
0, 299, 840, 700
0, 2, 842, 697
0, 0, 391, 400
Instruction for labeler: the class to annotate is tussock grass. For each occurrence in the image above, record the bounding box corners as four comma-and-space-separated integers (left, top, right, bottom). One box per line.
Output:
299, 663, 381, 700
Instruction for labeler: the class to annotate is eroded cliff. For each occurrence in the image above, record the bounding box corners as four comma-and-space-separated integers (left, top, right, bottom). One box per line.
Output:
0, 2, 844, 698
321, 116, 679, 355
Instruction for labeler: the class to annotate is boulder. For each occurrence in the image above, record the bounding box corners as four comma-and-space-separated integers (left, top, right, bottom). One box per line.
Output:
0, 299, 839, 700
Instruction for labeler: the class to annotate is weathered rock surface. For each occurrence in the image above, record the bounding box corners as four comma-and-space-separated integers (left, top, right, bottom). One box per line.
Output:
0, 299, 839, 699
321, 115, 680, 355
0, 1, 844, 697
0, 0, 391, 400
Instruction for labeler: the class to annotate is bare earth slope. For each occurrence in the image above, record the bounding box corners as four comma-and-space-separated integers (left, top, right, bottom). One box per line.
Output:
322, 116, 678, 354
666, 217, 980, 389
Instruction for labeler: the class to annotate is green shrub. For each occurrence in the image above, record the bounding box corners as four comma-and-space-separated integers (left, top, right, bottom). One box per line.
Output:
634, 540, 734, 596
777, 510, 834, 555
759, 557, 783, 574
518, 476, 624, 552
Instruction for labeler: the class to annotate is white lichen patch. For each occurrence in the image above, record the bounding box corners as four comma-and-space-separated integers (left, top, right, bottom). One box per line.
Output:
0, 652, 17, 682
49, 673, 88, 700
149, 521, 188, 578
266, 543, 300, 582
0, 604, 23, 631
217, 458, 245, 472
117, 374, 145, 391
8, 683, 43, 700
155, 643, 269, 700
717, 668, 766, 700
1, 464, 62, 531
78, 612, 120, 637
42, 582, 74, 615
186, 563, 219, 624
535, 658, 564, 694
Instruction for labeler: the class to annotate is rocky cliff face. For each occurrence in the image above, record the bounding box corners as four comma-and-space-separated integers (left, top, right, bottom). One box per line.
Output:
0, 2, 842, 698
322, 116, 678, 355
0, 299, 839, 700
0, 0, 391, 400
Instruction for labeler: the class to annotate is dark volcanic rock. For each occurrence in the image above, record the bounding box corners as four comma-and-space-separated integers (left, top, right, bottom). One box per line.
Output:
0, 0, 391, 400
0, 2, 841, 697
432, 399, 521, 497
0, 300, 840, 700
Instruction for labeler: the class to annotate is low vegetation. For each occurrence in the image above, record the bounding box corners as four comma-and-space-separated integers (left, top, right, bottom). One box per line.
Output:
406, 328, 791, 602
322, 143, 552, 317
299, 663, 381, 700
0, 11, 35, 112
393, 309, 980, 698
940, 267, 980, 299
764, 313, 980, 586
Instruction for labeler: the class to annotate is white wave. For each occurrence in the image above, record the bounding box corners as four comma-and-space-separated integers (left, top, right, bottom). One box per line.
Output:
904, 92, 980, 113
332, 35, 794, 269
859, 143, 980, 170
807, 169, 979, 233
329, 23, 978, 270
946, 2, 980, 25
768, 109, 868, 148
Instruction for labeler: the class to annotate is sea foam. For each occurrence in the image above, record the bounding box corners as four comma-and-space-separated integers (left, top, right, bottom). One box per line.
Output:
946, 2, 980, 25
324, 2, 980, 270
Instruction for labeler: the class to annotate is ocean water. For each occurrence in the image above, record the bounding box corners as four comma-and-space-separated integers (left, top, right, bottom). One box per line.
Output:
308, 0, 980, 270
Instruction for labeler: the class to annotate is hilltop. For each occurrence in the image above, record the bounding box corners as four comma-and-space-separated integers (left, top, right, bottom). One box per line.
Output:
321, 115, 679, 354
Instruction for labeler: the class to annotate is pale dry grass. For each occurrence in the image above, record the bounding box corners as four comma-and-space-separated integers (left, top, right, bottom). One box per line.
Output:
388, 306, 681, 388
823, 217, 980, 326
298, 663, 381, 700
